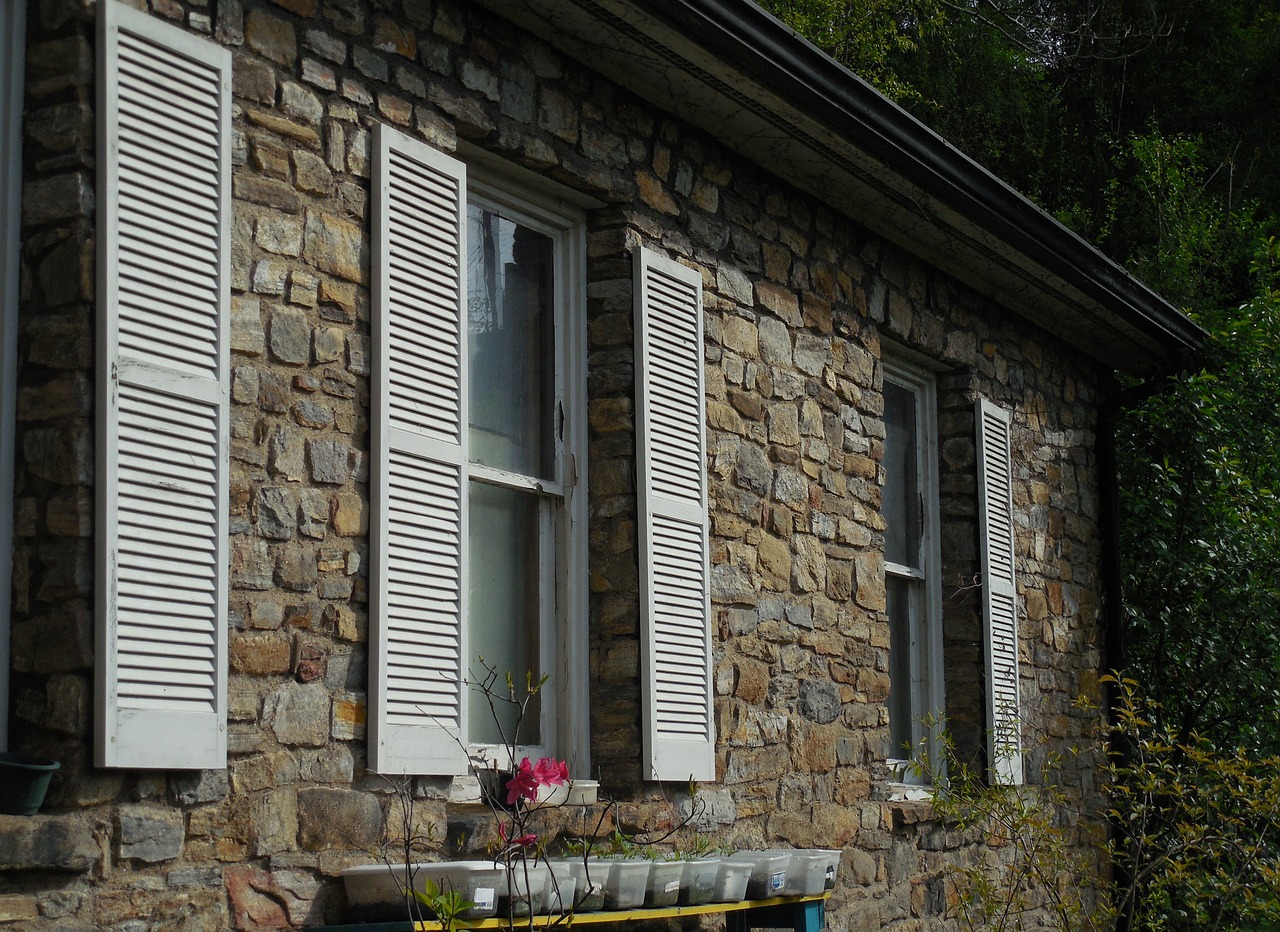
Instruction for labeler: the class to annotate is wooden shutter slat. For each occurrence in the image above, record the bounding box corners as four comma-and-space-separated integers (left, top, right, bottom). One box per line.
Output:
976, 398, 1023, 785
635, 247, 715, 782
370, 124, 470, 775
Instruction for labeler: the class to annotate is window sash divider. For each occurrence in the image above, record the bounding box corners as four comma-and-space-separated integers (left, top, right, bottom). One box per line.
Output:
884, 560, 926, 581
469, 462, 566, 498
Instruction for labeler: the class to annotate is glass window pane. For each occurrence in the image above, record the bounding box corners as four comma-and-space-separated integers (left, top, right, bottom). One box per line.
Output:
883, 379, 920, 568
887, 574, 917, 758
468, 481, 542, 746
467, 205, 555, 478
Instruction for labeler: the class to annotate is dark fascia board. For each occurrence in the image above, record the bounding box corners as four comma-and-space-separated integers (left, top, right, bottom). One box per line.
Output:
480, 0, 1207, 374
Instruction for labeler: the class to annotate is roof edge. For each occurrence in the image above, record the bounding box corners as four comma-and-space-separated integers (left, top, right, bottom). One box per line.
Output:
636, 0, 1208, 362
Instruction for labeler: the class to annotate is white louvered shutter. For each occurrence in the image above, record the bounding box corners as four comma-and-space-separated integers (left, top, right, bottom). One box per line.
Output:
635, 247, 715, 782
370, 125, 469, 775
96, 2, 230, 769
976, 398, 1023, 784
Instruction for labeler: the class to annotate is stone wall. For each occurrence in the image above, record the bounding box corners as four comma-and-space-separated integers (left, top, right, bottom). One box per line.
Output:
3, 0, 1110, 927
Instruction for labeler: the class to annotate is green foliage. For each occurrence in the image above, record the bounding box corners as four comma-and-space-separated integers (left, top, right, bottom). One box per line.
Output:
755, 0, 944, 99
1119, 233, 1280, 753
413, 878, 477, 932
1105, 676, 1280, 929
921, 722, 1110, 930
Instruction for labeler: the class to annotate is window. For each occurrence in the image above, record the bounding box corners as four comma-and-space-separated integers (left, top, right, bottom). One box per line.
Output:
463, 190, 581, 755
369, 128, 587, 776
882, 359, 944, 782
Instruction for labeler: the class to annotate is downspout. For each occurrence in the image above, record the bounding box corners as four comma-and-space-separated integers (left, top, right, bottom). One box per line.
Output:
1096, 348, 1195, 932
0, 0, 27, 753
1096, 349, 1194, 677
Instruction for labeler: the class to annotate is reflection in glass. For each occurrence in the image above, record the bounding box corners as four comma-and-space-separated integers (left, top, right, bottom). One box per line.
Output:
886, 574, 916, 758
467, 205, 555, 478
468, 481, 541, 745
883, 379, 920, 569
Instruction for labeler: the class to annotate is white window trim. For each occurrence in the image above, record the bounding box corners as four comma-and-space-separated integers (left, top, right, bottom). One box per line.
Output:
882, 357, 945, 787
463, 170, 590, 776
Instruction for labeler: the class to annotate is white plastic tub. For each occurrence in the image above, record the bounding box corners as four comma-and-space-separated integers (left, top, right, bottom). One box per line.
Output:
548, 858, 607, 912
597, 858, 648, 909
679, 857, 721, 905
542, 860, 578, 914
713, 858, 752, 903
812, 849, 841, 889
341, 861, 503, 923
781, 852, 828, 896
644, 860, 683, 907
495, 862, 550, 917
727, 852, 790, 899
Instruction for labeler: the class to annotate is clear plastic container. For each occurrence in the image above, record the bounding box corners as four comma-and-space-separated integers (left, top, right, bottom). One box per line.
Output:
781, 852, 828, 896
341, 861, 503, 923
812, 849, 841, 889
678, 857, 721, 905
541, 860, 578, 914
644, 860, 683, 907
495, 862, 549, 917
713, 858, 752, 903
727, 852, 790, 899
548, 858, 607, 912
598, 858, 648, 909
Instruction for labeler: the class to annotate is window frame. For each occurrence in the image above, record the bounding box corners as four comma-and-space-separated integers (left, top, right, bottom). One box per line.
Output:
463, 166, 590, 774
882, 356, 946, 788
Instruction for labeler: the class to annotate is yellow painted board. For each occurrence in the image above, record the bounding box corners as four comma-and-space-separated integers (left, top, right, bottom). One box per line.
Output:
412, 894, 831, 930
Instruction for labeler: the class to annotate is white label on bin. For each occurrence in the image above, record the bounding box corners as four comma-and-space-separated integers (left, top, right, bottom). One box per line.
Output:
825, 865, 836, 882
769, 871, 786, 893
473, 887, 495, 910
589, 882, 605, 895
664, 880, 680, 893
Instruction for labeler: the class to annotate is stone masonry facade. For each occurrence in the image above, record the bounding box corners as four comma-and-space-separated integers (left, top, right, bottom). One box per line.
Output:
4, 0, 1110, 927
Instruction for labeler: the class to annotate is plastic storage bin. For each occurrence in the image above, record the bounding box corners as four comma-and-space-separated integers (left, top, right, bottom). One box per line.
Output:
549, 859, 606, 912
713, 858, 752, 903
542, 860, 578, 914
495, 862, 550, 917
341, 861, 503, 923
727, 852, 790, 899
813, 849, 841, 889
644, 860, 684, 907
678, 858, 721, 906
598, 859, 648, 909
781, 851, 827, 896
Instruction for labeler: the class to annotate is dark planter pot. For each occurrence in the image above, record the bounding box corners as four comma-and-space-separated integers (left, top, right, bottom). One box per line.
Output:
0, 752, 60, 816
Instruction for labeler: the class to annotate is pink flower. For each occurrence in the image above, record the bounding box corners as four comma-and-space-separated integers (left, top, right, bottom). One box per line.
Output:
533, 757, 569, 787
505, 757, 539, 805
498, 822, 538, 848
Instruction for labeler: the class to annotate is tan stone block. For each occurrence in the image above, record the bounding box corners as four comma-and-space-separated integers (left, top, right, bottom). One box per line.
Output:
756, 534, 791, 591
304, 210, 365, 283
293, 149, 334, 195
332, 695, 366, 739
373, 16, 417, 58
246, 108, 321, 147
854, 553, 886, 611
1025, 588, 1048, 621
0, 895, 38, 922
755, 281, 800, 325
230, 633, 291, 675
245, 11, 297, 67
636, 170, 678, 216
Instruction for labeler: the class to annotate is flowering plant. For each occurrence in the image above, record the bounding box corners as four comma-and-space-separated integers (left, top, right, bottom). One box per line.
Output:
505, 755, 570, 806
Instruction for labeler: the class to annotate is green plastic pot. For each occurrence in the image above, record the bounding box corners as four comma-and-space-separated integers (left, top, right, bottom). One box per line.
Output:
0, 752, 60, 816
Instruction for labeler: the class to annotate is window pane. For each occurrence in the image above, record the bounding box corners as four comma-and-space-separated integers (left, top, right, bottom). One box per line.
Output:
883, 379, 920, 568
887, 574, 917, 758
467, 205, 555, 478
468, 481, 541, 746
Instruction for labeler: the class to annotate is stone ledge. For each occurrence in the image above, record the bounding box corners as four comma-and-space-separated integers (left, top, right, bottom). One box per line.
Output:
0, 813, 95, 872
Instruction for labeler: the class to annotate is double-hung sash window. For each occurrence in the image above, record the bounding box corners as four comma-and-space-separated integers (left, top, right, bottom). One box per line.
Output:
882, 360, 944, 781
464, 191, 578, 758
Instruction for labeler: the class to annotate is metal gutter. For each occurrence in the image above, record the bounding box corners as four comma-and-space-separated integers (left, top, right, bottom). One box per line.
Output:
634, 0, 1206, 362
